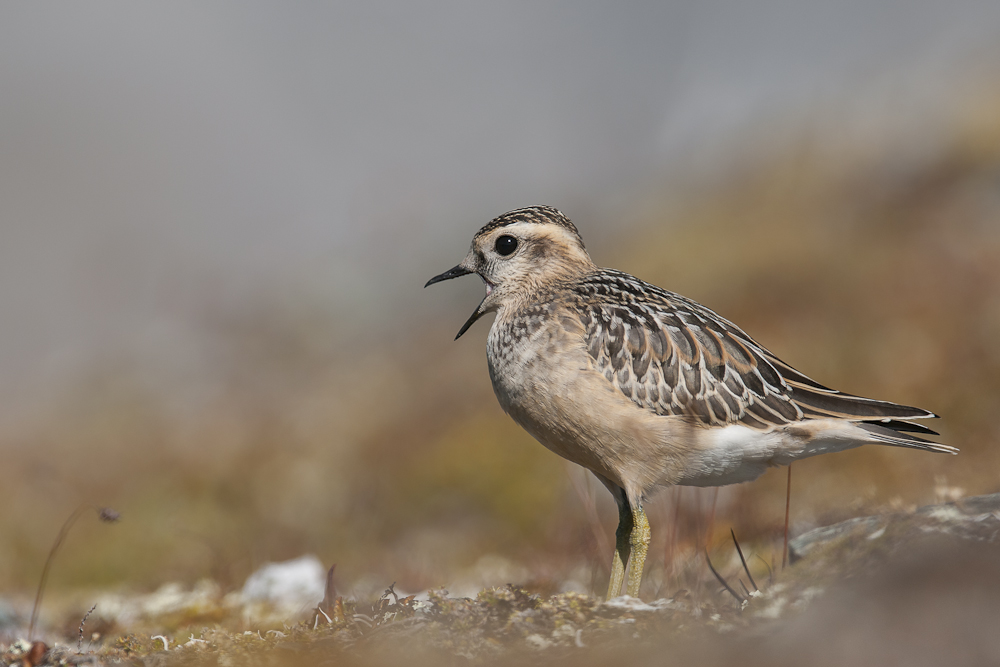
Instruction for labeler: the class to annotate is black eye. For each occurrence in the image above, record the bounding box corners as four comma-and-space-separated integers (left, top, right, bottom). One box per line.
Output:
495, 235, 518, 256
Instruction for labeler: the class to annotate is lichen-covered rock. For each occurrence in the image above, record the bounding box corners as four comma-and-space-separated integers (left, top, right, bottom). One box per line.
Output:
790, 492, 1000, 565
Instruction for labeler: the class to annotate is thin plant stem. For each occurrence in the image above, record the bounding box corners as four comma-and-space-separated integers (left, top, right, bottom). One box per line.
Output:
730, 528, 758, 591
78, 603, 97, 653
705, 549, 744, 604
29, 505, 88, 640
782, 464, 792, 569
29, 506, 119, 641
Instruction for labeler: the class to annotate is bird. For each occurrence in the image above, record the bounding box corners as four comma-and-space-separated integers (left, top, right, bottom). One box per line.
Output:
425, 205, 957, 600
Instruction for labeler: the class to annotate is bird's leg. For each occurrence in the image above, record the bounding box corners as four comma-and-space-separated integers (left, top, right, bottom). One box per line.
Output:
606, 501, 633, 599
625, 503, 651, 598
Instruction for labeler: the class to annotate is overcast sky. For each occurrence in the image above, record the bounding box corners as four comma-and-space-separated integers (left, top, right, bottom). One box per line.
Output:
1, 1, 999, 415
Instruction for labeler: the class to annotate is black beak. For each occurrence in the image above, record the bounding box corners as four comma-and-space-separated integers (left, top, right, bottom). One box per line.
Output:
424, 263, 486, 340
424, 264, 472, 288
453, 305, 485, 340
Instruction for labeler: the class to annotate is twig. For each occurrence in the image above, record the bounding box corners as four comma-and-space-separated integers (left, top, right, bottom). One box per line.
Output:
385, 582, 399, 605
77, 604, 97, 653
730, 529, 758, 591
704, 549, 745, 603
753, 553, 774, 585
316, 563, 338, 624
29, 506, 119, 641
783, 464, 792, 569
320, 564, 337, 610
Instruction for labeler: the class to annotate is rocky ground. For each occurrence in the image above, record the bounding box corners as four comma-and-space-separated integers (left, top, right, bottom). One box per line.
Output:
4, 493, 1000, 666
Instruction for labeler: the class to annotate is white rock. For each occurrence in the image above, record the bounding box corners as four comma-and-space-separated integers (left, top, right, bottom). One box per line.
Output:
241, 555, 326, 611
603, 595, 675, 613
868, 527, 887, 540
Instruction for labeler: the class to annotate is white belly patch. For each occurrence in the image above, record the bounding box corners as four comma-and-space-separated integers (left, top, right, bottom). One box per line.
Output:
671, 420, 868, 487
673, 424, 785, 487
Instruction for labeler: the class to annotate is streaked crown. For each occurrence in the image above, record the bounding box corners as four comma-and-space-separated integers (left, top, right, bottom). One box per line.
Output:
473, 206, 584, 248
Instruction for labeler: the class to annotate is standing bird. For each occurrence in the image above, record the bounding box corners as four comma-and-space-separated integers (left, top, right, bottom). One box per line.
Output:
425, 206, 956, 599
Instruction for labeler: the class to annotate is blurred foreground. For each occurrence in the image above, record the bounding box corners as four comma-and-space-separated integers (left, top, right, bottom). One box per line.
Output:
2, 78, 1000, 662
4, 493, 1000, 666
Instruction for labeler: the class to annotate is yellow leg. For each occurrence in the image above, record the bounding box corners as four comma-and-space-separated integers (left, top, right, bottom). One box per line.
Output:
625, 504, 651, 598
606, 501, 633, 599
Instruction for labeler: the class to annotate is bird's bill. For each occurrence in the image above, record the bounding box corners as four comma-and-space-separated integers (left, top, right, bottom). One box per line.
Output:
424, 262, 485, 339
454, 300, 486, 340
424, 264, 473, 287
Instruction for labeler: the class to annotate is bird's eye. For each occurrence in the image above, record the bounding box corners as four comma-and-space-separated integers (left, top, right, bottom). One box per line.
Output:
495, 235, 518, 256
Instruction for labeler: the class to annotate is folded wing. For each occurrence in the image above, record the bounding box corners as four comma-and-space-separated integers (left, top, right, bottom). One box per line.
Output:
571, 269, 955, 454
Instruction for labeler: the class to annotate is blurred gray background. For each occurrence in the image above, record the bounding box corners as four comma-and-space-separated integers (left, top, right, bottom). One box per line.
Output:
3, 1, 999, 422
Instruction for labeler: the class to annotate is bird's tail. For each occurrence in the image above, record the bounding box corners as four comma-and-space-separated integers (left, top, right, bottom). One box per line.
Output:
856, 422, 958, 455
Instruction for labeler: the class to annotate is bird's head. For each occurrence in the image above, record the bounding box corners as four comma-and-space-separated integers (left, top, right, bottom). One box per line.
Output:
425, 206, 595, 339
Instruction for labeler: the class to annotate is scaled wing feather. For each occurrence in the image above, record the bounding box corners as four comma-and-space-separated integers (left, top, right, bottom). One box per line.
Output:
570, 269, 939, 434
